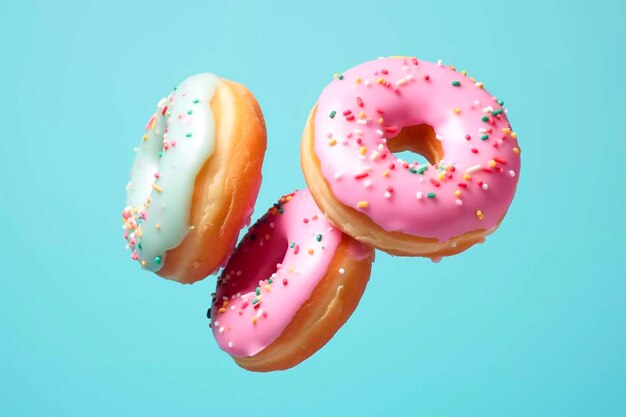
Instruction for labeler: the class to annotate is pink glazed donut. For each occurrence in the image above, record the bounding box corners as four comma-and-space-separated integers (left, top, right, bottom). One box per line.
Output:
301, 57, 521, 259
209, 189, 374, 372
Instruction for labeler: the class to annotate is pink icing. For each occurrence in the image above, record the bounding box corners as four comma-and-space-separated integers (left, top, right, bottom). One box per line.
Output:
211, 189, 365, 358
313, 57, 521, 241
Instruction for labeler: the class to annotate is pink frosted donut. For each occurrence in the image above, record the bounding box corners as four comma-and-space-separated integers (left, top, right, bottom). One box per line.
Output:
301, 57, 521, 258
210, 189, 374, 372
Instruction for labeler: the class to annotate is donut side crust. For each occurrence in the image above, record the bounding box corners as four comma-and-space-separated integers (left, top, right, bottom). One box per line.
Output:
158, 80, 267, 283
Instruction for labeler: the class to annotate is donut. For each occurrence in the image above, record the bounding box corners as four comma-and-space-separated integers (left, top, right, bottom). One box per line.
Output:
301, 57, 521, 258
209, 189, 374, 372
122, 73, 266, 283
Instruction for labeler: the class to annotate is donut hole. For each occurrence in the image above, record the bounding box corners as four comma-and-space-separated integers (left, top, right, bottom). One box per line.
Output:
231, 233, 289, 296
386, 124, 443, 165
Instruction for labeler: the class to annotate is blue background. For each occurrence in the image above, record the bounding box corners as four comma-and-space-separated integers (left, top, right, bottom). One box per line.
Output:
2, 0, 625, 415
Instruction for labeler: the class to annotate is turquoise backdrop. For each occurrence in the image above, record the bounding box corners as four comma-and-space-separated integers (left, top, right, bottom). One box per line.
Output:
2, 1, 625, 415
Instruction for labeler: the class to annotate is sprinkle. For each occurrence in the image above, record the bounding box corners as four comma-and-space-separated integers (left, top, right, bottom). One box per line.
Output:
357, 201, 369, 209
359, 146, 367, 156
476, 210, 484, 220
452, 81, 461, 87
154, 256, 162, 264
151, 183, 163, 192
193, 98, 199, 104
356, 97, 364, 107
395, 78, 409, 87
416, 192, 423, 199
354, 171, 369, 180
338, 268, 345, 274
429, 178, 441, 187
282, 278, 288, 285
482, 183, 489, 190
488, 160, 497, 168
455, 199, 463, 206
481, 115, 489, 122
466, 165, 482, 174
481, 135, 489, 141
307, 248, 314, 255
142, 134, 148, 141
509, 170, 516, 177
453, 107, 461, 114
329, 111, 337, 119
513, 147, 520, 154
251, 316, 257, 325
186, 132, 192, 138
316, 234, 322, 242
416, 166, 428, 175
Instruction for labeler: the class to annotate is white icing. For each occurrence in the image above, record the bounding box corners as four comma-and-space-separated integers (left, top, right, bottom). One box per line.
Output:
124, 73, 220, 272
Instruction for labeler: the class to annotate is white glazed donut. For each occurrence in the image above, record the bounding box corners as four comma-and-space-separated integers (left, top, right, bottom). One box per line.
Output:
122, 73, 266, 283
